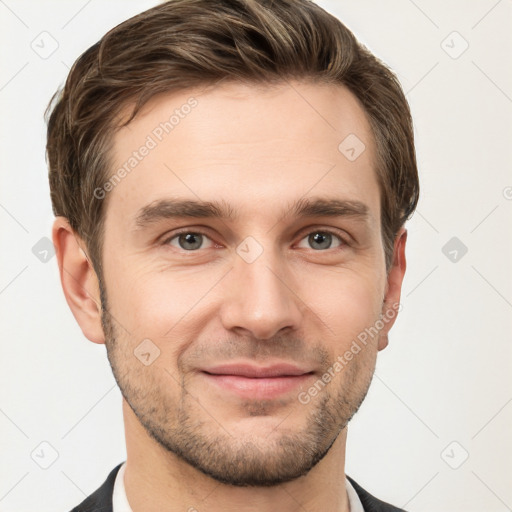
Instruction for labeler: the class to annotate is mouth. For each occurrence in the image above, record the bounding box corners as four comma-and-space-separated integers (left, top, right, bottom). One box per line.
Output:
199, 363, 315, 399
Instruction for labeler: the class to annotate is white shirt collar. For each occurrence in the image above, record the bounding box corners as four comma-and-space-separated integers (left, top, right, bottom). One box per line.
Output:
113, 461, 365, 512
112, 462, 132, 512
346, 476, 365, 512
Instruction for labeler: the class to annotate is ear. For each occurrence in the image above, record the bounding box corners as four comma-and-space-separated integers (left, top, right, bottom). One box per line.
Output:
52, 217, 105, 344
378, 227, 407, 351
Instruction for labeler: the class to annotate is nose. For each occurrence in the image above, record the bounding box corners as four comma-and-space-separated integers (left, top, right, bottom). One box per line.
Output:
219, 244, 303, 340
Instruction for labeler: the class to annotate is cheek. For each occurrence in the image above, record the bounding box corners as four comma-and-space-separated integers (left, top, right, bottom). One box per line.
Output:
108, 265, 223, 341
302, 268, 385, 348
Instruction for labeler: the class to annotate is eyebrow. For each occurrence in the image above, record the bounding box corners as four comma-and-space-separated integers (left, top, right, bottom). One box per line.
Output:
133, 196, 370, 230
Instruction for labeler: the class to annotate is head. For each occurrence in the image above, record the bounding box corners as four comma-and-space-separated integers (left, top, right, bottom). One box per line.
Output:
48, 0, 418, 487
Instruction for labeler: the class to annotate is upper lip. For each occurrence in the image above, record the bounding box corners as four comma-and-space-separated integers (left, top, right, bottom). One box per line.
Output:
201, 362, 313, 378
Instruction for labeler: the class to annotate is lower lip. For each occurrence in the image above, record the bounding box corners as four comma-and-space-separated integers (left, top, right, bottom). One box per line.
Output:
200, 372, 314, 399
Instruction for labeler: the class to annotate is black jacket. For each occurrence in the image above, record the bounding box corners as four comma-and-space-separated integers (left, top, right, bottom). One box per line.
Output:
70, 463, 407, 512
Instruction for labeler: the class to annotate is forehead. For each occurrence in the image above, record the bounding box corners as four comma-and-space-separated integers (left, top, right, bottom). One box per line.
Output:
106, 80, 380, 231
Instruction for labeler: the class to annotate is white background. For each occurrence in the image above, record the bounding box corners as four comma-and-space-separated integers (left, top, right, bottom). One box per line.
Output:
1, 1, 511, 511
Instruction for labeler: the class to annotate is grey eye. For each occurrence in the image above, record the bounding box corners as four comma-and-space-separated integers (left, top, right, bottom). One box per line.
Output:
309, 232, 332, 250
297, 231, 343, 251
169, 232, 209, 250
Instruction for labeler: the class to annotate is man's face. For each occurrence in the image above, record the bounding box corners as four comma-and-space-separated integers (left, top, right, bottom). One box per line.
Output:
99, 80, 397, 486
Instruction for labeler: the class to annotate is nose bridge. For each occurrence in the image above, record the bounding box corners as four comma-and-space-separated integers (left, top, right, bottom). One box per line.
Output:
219, 237, 302, 339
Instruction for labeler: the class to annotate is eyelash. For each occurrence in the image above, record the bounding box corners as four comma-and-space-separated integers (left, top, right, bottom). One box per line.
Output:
161, 228, 350, 252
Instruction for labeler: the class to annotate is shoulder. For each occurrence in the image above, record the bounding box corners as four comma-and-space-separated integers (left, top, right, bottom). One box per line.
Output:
346, 475, 408, 512
69, 463, 123, 512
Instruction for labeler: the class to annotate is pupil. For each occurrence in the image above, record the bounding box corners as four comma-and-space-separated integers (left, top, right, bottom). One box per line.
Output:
310, 232, 331, 250
180, 233, 202, 250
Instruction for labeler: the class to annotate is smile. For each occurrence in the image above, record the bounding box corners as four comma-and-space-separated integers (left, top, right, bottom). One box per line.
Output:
200, 363, 316, 399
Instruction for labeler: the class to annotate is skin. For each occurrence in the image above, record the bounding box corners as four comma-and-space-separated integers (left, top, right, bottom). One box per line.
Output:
53, 80, 407, 512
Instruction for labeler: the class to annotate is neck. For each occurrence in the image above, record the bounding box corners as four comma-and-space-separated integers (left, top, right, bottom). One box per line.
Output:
122, 399, 351, 512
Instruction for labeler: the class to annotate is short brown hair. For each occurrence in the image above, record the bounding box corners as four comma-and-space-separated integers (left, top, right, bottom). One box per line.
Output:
46, 0, 419, 279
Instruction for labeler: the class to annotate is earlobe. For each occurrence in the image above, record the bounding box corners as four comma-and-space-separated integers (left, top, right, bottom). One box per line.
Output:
52, 217, 106, 344
378, 227, 407, 351
378, 333, 389, 351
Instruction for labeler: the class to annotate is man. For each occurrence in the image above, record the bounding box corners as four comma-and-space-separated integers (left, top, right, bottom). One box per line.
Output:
46, 0, 419, 510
